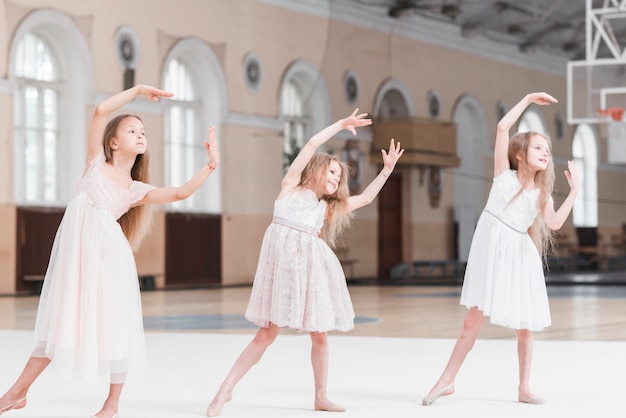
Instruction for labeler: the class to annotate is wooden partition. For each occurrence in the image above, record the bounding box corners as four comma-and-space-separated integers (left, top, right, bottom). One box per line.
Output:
165, 213, 222, 286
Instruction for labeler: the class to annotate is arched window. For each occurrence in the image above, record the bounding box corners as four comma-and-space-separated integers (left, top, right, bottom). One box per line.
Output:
11, 10, 91, 206
162, 39, 225, 213
14, 33, 60, 203
572, 124, 598, 226
279, 61, 330, 172
518, 108, 548, 134
281, 79, 308, 171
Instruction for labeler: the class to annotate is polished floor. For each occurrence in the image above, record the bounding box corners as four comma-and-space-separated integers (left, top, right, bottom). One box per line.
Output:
1, 273, 626, 417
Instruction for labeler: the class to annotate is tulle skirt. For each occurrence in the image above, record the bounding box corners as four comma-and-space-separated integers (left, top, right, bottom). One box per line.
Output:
460, 211, 551, 332
32, 195, 146, 383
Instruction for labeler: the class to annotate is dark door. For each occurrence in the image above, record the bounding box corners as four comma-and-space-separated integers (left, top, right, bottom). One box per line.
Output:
165, 213, 222, 286
16, 207, 65, 293
377, 174, 403, 280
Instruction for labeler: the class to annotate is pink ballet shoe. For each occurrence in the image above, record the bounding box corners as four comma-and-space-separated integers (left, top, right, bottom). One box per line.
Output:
90, 414, 118, 418
314, 401, 346, 412
0, 397, 27, 415
422, 383, 454, 406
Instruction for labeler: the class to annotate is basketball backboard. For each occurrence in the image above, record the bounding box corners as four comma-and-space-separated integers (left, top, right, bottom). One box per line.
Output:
567, 0, 626, 125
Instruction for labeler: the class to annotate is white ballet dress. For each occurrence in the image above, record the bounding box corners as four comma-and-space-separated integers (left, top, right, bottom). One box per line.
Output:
460, 170, 551, 332
32, 151, 155, 383
245, 187, 355, 332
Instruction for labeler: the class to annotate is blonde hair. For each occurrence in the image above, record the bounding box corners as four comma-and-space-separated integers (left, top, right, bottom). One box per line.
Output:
299, 153, 353, 247
103, 114, 153, 251
508, 131, 556, 257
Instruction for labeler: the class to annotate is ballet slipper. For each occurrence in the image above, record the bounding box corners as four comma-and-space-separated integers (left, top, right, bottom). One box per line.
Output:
519, 395, 546, 405
206, 405, 222, 417
0, 397, 27, 415
314, 400, 346, 412
422, 383, 454, 406
90, 413, 118, 418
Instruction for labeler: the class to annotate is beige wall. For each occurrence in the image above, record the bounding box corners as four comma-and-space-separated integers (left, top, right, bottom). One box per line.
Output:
0, 0, 624, 293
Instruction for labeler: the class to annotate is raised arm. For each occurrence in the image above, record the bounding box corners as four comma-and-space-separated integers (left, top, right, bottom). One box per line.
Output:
139, 126, 220, 205
494, 92, 557, 177
542, 160, 579, 230
87, 84, 174, 164
278, 109, 372, 199
344, 138, 404, 213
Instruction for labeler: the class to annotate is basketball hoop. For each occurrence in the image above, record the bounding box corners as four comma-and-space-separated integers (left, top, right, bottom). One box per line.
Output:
597, 107, 625, 122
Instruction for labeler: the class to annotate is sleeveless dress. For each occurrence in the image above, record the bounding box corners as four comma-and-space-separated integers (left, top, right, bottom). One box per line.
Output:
245, 187, 355, 332
460, 170, 551, 332
32, 151, 155, 383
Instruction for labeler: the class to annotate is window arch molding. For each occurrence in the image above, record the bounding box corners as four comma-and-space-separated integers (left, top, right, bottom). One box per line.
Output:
161, 38, 226, 213
279, 60, 331, 135
373, 78, 416, 118
9, 9, 92, 205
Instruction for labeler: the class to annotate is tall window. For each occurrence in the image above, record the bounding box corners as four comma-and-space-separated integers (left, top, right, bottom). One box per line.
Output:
572, 124, 598, 226
164, 58, 204, 211
281, 80, 308, 172
14, 33, 60, 204
518, 109, 548, 134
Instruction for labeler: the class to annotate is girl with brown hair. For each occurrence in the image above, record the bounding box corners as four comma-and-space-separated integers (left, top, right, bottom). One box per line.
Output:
0, 84, 220, 418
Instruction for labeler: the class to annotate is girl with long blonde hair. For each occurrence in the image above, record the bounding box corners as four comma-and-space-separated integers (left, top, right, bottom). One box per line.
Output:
422, 92, 579, 407
207, 109, 404, 416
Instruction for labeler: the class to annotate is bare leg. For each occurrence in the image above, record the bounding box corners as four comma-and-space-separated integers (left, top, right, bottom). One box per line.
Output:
310, 332, 345, 412
207, 324, 280, 416
517, 329, 544, 404
0, 356, 51, 413
91, 383, 123, 418
422, 307, 486, 406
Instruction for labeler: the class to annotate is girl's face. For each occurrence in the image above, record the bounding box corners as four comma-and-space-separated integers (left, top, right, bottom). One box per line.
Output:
324, 160, 342, 195
526, 134, 550, 172
112, 116, 147, 155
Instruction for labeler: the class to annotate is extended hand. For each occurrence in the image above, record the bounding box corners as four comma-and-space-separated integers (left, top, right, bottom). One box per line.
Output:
341, 108, 372, 135
204, 125, 220, 169
564, 160, 579, 193
381, 138, 404, 169
138, 84, 174, 102
527, 92, 557, 106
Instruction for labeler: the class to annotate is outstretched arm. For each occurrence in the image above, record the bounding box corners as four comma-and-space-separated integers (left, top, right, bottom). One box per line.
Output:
278, 109, 372, 199
543, 160, 579, 230
494, 92, 557, 177
139, 126, 220, 205
344, 138, 404, 213
87, 84, 174, 164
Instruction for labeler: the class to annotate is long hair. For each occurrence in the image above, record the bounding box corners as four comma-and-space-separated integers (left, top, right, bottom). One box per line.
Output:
103, 114, 153, 251
508, 131, 556, 257
299, 153, 353, 247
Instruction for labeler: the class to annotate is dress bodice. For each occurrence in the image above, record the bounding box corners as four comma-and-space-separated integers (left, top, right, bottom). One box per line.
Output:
73, 151, 155, 220
483, 170, 541, 232
273, 187, 326, 234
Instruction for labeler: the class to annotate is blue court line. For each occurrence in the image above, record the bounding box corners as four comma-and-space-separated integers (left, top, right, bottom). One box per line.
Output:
143, 314, 379, 331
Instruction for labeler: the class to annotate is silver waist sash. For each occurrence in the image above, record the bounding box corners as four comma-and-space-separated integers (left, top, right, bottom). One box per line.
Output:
272, 216, 319, 236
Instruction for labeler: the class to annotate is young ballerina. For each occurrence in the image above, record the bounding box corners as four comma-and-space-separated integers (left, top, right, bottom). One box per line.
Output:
0, 84, 219, 418
206, 109, 403, 416
422, 92, 579, 406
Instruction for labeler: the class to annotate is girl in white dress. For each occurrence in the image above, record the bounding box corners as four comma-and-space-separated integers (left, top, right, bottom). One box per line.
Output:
207, 109, 403, 416
0, 85, 220, 418
422, 92, 579, 406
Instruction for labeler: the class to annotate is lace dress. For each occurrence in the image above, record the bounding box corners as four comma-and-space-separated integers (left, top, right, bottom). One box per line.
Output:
32, 151, 155, 383
460, 170, 551, 331
245, 187, 355, 332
